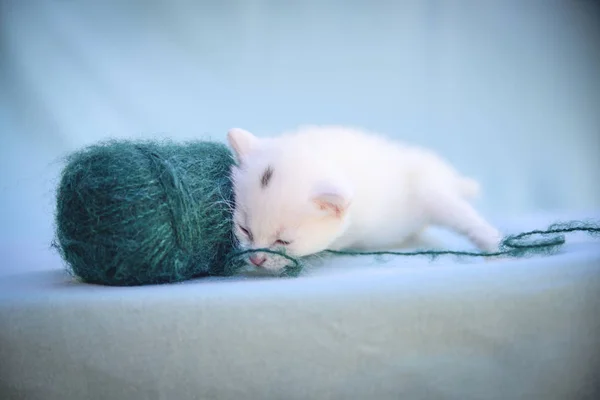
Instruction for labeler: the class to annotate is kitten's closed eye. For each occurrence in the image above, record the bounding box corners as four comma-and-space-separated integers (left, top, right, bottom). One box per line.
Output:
238, 223, 292, 247
238, 225, 253, 241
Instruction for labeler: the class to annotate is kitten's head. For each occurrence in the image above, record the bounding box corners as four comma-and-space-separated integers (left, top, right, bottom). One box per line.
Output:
227, 128, 352, 272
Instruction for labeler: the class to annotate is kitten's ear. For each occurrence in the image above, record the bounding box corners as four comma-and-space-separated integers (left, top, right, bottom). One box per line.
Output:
227, 128, 259, 164
312, 183, 352, 218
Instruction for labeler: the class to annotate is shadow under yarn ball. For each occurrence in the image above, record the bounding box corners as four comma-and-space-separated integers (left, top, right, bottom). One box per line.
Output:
55, 140, 245, 286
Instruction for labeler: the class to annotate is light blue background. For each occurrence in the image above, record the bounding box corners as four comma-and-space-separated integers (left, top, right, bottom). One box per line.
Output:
1, 0, 599, 274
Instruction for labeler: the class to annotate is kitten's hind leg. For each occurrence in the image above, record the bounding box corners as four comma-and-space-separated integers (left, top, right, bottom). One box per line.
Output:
419, 188, 502, 253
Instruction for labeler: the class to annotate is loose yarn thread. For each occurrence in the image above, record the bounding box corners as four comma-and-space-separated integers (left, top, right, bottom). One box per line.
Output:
234, 221, 600, 277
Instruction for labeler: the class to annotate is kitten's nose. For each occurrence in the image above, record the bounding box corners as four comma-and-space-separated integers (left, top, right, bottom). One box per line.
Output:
249, 255, 266, 267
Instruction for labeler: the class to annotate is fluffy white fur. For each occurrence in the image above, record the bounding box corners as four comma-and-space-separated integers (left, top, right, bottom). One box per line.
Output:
228, 125, 502, 271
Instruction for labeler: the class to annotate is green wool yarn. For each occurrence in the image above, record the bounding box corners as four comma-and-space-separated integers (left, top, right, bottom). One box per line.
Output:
54, 140, 246, 286
324, 220, 600, 259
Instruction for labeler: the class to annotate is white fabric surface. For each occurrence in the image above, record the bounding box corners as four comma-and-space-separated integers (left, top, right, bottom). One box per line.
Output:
1, 212, 599, 399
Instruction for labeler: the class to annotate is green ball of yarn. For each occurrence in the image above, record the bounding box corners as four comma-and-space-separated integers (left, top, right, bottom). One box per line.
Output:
54, 140, 245, 286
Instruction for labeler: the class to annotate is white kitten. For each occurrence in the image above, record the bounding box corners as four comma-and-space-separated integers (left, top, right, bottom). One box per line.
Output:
228, 125, 502, 272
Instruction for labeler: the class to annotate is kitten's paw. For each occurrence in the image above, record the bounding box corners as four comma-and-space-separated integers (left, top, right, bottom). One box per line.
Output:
472, 227, 503, 254
476, 229, 510, 263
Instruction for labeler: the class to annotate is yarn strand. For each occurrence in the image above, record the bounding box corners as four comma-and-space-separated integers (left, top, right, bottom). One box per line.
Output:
230, 220, 600, 277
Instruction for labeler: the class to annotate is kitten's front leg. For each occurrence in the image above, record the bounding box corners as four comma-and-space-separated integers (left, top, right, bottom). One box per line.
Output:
419, 188, 502, 253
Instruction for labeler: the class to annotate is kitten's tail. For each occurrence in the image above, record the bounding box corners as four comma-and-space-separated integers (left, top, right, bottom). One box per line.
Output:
457, 177, 480, 200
